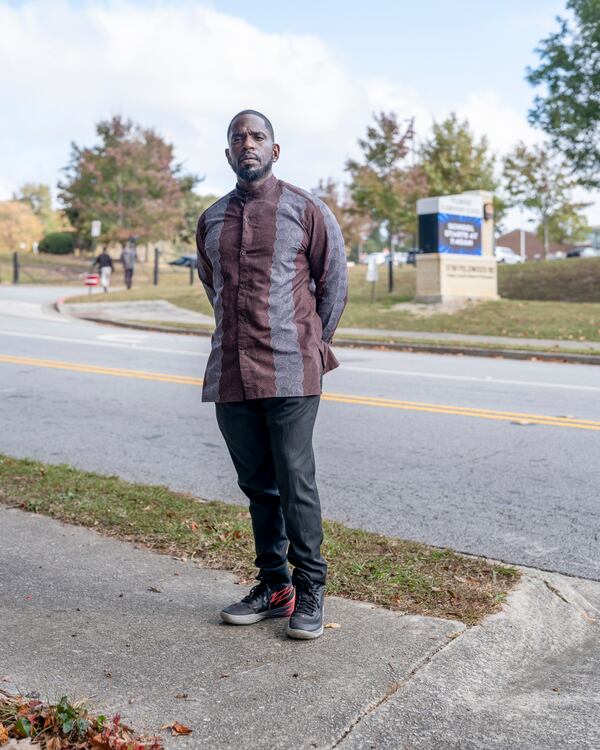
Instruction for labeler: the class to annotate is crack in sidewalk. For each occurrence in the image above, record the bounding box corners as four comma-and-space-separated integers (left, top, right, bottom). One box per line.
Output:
328, 628, 465, 748
543, 579, 599, 623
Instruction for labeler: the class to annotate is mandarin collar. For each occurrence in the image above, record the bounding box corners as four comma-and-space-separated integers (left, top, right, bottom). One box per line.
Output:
235, 174, 278, 201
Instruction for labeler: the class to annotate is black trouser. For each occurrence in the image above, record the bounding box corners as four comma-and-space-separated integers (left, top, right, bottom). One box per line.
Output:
124, 268, 134, 289
215, 396, 326, 586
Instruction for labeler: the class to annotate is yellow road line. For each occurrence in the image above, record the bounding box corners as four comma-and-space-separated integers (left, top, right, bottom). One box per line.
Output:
0, 354, 203, 386
2, 354, 599, 431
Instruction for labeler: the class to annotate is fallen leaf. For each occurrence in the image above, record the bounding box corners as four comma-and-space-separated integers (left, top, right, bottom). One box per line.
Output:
454, 575, 480, 585
324, 622, 341, 629
172, 722, 192, 735
46, 736, 62, 750
552, 687, 560, 693
148, 586, 162, 593
581, 611, 597, 624
104, 671, 112, 679
0, 724, 9, 744
174, 693, 188, 700
91, 732, 109, 749
161, 722, 192, 736
219, 673, 230, 679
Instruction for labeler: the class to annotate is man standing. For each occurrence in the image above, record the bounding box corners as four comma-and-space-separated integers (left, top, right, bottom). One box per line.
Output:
92, 248, 114, 293
196, 110, 347, 640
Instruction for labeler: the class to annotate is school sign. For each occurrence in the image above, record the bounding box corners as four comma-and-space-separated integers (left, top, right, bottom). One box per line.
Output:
415, 191, 498, 303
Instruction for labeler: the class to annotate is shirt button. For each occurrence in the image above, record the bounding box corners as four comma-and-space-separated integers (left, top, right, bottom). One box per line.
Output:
241, 250, 246, 256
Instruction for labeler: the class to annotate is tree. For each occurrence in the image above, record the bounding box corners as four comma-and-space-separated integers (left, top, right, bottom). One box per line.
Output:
0, 201, 44, 252
313, 178, 373, 261
346, 113, 425, 290
503, 142, 588, 256
543, 201, 590, 246
59, 116, 198, 247
178, 179, 217, 247
13, 183, 70, 234
527, 0, 600, 187
419, 113, 506, 226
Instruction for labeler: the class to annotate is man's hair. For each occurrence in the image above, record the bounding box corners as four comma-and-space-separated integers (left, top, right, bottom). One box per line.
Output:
227, 110, 274, 142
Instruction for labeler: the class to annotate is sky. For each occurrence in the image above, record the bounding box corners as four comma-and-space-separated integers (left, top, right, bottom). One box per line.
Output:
0, 0, 597, 230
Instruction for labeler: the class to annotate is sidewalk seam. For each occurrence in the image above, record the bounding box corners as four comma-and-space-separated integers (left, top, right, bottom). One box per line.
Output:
328, 629, 465, 748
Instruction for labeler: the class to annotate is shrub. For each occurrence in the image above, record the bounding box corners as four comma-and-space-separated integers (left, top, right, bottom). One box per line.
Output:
38, 231, 76, 255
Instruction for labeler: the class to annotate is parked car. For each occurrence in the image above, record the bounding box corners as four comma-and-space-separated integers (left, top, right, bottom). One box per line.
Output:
567, 246, 600, 259
494, 246, 523, 264
168, 254, 197, 268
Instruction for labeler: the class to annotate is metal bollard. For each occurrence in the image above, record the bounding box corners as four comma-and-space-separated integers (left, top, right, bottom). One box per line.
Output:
12, 252, 19, 284
189, 263, 194, 285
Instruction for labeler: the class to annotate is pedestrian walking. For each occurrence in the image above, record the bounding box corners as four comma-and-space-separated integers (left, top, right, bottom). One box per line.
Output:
93, 248, 114, 293
196, 110, 348, 640
120, 239, 138, 290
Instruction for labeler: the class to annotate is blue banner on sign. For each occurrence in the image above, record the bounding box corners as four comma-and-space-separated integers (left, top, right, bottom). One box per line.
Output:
437, 213, 482, 255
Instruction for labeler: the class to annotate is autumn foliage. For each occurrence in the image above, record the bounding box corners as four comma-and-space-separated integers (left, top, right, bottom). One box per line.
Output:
0, 202, 43, 253
59, 116, 199, 246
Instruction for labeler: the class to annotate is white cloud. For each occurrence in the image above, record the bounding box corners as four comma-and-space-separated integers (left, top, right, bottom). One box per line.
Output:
457, 90, 540, 155
0, 0, 428, 200
0, 0, 596, 234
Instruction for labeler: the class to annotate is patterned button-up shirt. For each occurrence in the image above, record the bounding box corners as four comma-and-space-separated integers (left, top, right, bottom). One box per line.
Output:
196, 175, 348, 403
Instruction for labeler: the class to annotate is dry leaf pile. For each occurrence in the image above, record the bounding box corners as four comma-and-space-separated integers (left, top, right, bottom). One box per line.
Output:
0, 692, 163, 750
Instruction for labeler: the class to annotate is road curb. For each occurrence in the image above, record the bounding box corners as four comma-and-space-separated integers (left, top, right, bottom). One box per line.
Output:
54, 303, 600, 366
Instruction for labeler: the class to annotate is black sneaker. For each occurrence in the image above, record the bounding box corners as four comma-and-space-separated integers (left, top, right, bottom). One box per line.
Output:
220, 581, 295, 625
287, 575, 325, 640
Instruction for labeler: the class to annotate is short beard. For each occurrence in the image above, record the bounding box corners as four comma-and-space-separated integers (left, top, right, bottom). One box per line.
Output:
233, 157, 273, 182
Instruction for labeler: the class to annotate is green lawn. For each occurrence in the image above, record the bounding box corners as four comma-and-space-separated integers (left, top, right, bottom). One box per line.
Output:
0, 454, 518, 625
65, 261, 600, 342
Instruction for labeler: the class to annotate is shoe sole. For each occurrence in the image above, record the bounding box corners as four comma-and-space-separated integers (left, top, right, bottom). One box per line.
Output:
220, 603, 293, 626
286, 624, 324, 640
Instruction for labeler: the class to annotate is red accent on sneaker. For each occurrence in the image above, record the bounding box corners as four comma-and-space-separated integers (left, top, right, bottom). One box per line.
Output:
270, 585, 293, 606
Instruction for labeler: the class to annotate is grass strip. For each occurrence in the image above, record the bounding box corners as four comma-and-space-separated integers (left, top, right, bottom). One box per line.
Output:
64, 264, 600, 343
0, 454, 518, 626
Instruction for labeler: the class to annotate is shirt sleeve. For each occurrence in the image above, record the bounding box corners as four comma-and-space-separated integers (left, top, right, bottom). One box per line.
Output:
196, 213, 215, 308
307, 200, 348, 343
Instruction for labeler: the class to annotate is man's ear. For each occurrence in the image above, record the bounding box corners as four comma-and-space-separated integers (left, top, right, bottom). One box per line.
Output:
225, 147, 232, 166
272, 143, 280, 163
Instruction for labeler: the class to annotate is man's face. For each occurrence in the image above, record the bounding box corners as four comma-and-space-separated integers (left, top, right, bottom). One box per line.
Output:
226, 114, 279, 182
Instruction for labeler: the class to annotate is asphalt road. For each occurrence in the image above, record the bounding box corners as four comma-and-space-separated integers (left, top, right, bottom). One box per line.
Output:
1, 285, 599, 579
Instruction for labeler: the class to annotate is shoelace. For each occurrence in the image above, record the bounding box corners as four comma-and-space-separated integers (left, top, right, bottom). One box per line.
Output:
295, 585, 319, 615
241, 582, 268, 603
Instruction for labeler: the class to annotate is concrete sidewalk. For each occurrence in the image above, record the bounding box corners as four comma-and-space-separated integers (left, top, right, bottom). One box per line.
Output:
58, 299, 600, 363
1, 507, 599, 749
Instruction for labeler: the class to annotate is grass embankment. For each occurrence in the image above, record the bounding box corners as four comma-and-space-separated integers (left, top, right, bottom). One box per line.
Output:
0, 252, 162, 287
65, 261, 600, 343
0, 454, 518, 626
0, 252, 92, 285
